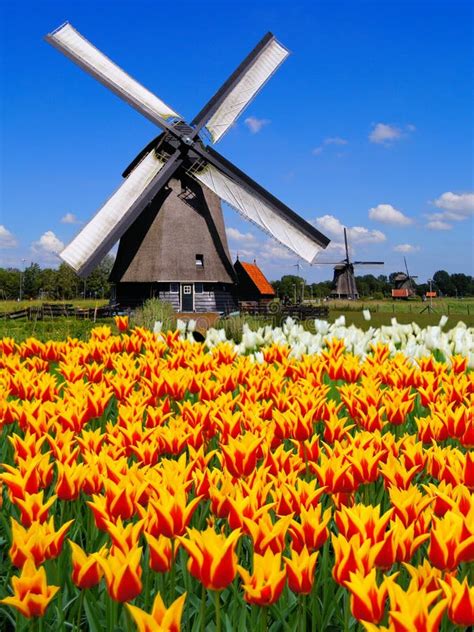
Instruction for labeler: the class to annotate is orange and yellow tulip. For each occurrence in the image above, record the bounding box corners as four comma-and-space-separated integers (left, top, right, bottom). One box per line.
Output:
145, 533, 174, 574
69, 541, 106, 589
386, 584, 447, 632
345, 569, 395, 623
178, 527, 241, 591
284, 546, 318, 594
99, 546, 143, 602
126, 592, 186, 632
238, 549, 286, 606
439, 576, 474, 626
0, 558, 59, 618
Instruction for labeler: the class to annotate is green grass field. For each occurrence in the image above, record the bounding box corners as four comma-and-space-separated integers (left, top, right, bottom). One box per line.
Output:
0, 298, 108, 313
1, 297, 472, 342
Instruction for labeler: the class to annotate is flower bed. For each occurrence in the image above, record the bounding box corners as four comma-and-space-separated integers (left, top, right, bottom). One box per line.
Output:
0, 317, 473, 631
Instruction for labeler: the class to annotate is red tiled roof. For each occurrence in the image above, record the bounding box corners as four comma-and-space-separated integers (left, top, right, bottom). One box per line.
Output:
239, 261, 276, 296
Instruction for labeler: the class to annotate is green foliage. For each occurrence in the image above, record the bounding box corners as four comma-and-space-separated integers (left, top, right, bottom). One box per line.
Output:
271, 275, 305, 301
0, 317, 114, 342
131, 298, 176, 331
0, 259, 114, 300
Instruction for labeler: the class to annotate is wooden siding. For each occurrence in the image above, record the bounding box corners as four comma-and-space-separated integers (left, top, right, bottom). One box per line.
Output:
157, 290, 180, 311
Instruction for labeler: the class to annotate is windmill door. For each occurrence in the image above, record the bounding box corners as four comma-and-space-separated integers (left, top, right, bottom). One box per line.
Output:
181, 284, 194, 312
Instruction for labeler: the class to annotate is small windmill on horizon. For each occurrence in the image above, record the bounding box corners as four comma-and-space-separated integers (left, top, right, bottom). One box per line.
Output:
391, 257, 418, 299
314, 227, 384, 299
45, 23, 330, 311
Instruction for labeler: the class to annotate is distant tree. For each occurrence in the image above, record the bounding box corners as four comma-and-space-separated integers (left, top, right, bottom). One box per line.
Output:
310, 281, 332, 299
40, 268, 59, 299
0, 268, 20, 299
85, 255, 114, 299
23, 263, 42, 298
271, 275, 305, 302
433, 270, 455, 296
56, 263, 80, 299
450, 273, 473, 297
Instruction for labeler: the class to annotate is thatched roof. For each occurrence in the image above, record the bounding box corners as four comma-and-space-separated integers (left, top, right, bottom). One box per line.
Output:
110, 172, 236, 284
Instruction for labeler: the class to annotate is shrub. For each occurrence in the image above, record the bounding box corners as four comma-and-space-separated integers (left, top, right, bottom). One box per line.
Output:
131, 298, 176, 331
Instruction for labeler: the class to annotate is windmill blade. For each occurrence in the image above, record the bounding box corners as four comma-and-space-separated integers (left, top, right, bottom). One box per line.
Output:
188, 149, 330, 263
45, 23, 180, 130
61, 151, 182, 277
352, 261, 384, 265
191, 33, 289, 143
343, 227, 350, 262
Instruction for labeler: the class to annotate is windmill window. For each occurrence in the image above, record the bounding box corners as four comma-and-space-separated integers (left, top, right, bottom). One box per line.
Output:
195, 254, 204, 267
195, 283, 203, 294
170, 283, 179, 293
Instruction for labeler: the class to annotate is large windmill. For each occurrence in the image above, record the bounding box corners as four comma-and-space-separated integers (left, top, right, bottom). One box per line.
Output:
46, 23, 330, 310
315, 228, 383, 299
391, 257, 418, 299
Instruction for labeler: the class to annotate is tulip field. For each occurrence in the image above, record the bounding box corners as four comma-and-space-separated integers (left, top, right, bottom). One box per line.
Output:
0, 316, 473, 631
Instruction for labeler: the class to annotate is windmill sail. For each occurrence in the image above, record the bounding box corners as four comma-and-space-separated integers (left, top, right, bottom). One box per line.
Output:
46, 22, 331, 299
46, 23, 180, 129
192, 33, 289, 142
190, 158, 329, 263
61, 151, 182, 277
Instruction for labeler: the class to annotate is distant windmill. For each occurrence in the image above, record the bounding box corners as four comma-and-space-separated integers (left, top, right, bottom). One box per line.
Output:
292, 261, 305, 275
391, 257, 418, 299
314, 227, 384, 299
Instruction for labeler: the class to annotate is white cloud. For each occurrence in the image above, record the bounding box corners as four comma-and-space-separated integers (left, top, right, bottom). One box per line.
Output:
31, 231, 64, 261
312, 136, 348, 155
393, 243, 420, 253
226, 227, 256, 243
369, 123, 415, 145
230, 237, 296, 266
368, 203, 413, 225
325, 137, 348, 146
61, 212, 81, 224
426, 220, 452, 231
259, 241, 295, 261
431, 191, 474, 221
315, 214, 386, 245
424, 191, 473, 230
244, 116, 270, 134
0, 225, 18, 248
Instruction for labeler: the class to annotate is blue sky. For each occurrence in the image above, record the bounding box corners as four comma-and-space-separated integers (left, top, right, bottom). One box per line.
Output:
1, 0, 472, 283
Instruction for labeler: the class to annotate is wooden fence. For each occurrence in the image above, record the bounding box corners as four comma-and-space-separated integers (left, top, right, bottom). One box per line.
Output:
239, 302, 329, 320
0, 303, 117, 321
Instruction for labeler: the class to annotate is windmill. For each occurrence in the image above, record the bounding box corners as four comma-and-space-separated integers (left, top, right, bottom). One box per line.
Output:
314, 227, 383, 299
46, 23, 330, 310
391, 257, 418, 299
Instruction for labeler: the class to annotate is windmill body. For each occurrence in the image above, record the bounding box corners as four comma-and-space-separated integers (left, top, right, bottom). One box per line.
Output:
46, 23, 330, 311
331, 263, 360, 299
315, 228, 383, 299
391, 257, 418, 299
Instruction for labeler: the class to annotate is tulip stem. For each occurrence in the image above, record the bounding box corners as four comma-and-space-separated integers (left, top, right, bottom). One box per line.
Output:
144, 561, 151, 612
214, 590, 221, 632
343, 590, 351, 632
169, 539, 176, 602
298, 595, 306, 632
200, 583, 206, 632
76, 589, 85, 631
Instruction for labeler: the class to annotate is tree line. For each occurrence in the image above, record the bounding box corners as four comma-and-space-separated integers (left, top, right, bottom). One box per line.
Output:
271, 270, 474, 301
0, 256, 114, 301
0, 260, 472, 301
